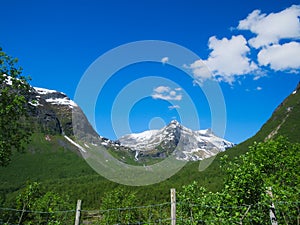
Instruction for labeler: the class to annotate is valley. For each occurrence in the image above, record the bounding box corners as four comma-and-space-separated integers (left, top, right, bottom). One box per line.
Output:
1, 82, 299, 209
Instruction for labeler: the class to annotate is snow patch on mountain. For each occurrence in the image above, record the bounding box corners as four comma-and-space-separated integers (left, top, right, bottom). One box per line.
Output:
34, 87, 59, 95
29, 100, 42, 107
119, 129, 163, 151
45, 97, 77, 108
33, 87, 77, 108
118, 120, 234, 161
3, 74, 13, 85
64, 135, 86, 153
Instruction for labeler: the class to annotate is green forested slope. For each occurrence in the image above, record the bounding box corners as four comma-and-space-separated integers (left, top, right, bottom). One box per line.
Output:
1, 82, 299, 209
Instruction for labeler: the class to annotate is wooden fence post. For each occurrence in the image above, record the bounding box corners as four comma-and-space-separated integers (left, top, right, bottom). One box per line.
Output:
74, 199, 82, 225
170, 188, 176, 225
267, 187, 278, 225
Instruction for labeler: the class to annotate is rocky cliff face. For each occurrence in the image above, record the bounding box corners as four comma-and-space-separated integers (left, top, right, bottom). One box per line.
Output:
28, 87, 101, 143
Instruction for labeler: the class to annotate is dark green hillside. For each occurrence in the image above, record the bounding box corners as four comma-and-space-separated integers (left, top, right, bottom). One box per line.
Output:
0, 133, 223, 208
229, 82, 300, 157
1, 82, 299, 210
0, 134, 95, 202
258, 82, 300, 142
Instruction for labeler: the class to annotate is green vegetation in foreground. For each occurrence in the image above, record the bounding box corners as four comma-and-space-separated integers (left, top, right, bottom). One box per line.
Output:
2, 137, 299, 224
0, 48, 32, 166
174, 137, 299, 224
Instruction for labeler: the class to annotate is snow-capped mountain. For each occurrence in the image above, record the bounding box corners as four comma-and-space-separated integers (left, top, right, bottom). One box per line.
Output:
27, 86, 234, 161
118, 120, 234, 161
28, 86, 103, 144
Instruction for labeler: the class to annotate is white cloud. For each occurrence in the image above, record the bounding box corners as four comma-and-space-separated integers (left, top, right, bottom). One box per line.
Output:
153, 86, 170, 93
257, 42, 300, 71
169, 90, 176, 96
188, 35, 257, 83
253, 76, 261, 81
161, 57, 169, 64
238, 5, 300, 48
256, 86, 262, 91
188, 59, 212, 82
185, 5, 300, 85
152, 93, 182, 101
168, 105, 180, 110
152, 86, 182, 101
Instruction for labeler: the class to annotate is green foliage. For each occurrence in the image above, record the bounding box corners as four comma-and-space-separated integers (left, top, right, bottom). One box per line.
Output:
0, 47, 32, 166
98, 187, 139, 224
177, 137, 300, 224
83, 187, 170, 224
178, 183, 232, 224
223, 136, 299, 203
5, 182, 73, 225
83, 136, 300, 224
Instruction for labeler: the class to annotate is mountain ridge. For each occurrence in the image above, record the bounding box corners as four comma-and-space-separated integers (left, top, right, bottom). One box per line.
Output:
28, 86, 234, 162
119, 120, 234, 161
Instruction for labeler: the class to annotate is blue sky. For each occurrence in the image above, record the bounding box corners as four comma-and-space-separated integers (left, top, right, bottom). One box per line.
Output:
1, 0, 300, 143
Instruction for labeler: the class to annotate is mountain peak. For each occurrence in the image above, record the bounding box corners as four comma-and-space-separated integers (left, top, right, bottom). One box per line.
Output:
118, 120, 234, 161
168, 120, 181, 126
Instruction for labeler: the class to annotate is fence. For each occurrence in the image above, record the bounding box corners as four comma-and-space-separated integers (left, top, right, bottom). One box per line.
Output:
79, 201, 299, 224
0, 189, 299, 225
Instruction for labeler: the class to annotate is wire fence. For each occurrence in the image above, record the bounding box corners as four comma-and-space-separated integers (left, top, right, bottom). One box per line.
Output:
1, 200, 299, 225
0, 207, 75, 225
81, 202, 170, 225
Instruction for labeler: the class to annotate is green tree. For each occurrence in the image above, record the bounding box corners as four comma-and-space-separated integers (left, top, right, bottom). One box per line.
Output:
177, 182, 243, 224
0, 47, 31, 166
15, 182, 72, 225
222, 136, 300, 224
99, 187, 139, 224
177, 137, 300, 224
